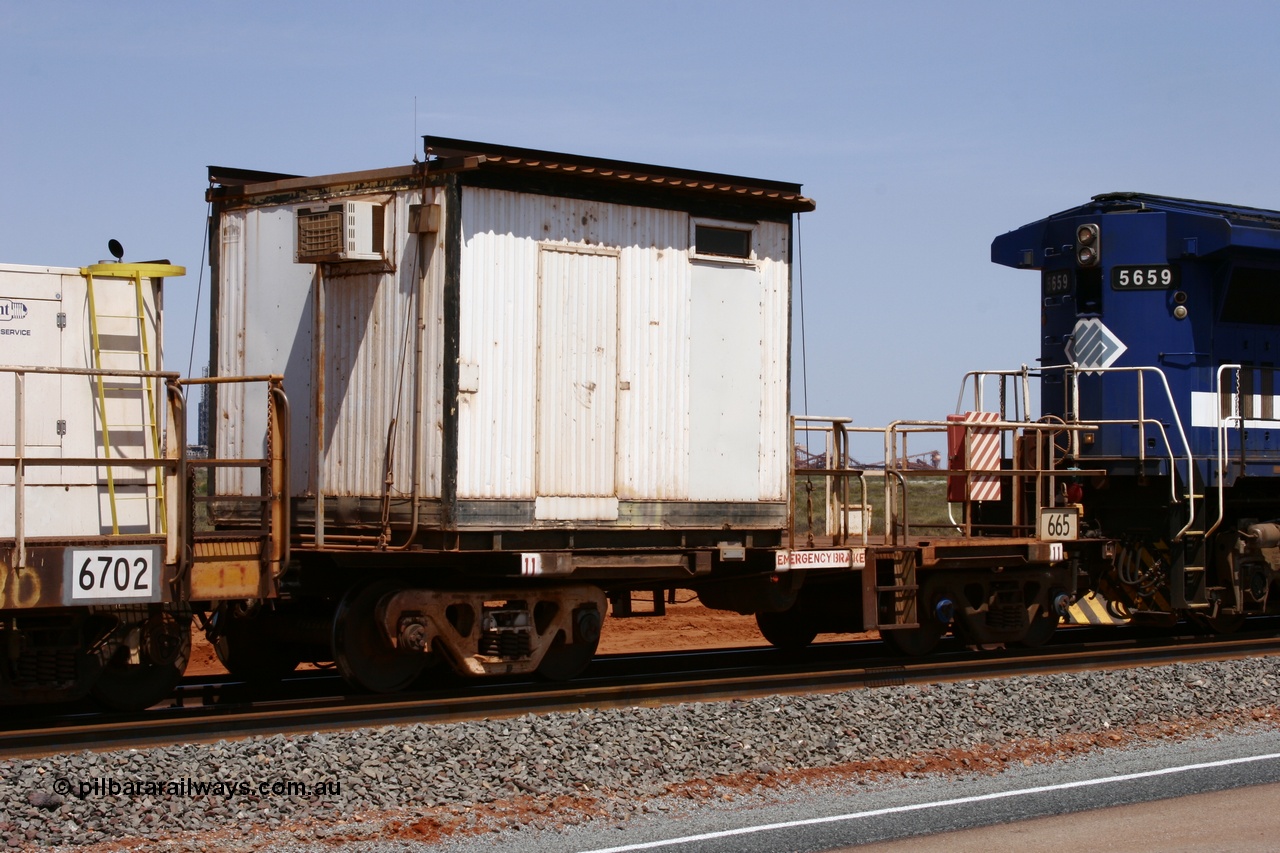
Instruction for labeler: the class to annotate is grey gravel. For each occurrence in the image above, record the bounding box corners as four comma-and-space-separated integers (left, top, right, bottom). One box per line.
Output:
4, 656, 1279, 851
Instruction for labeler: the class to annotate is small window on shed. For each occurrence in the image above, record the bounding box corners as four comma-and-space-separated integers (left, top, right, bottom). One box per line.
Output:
695, 225, 752, 259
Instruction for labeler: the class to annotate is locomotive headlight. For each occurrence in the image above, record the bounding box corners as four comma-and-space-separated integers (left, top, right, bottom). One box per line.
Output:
1174, 305, 1188, 320
1075, 223, 1101, 267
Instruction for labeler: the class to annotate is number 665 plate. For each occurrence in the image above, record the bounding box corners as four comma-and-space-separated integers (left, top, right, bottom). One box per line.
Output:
64, 547, 162, 604
1038, 507, 1079, 541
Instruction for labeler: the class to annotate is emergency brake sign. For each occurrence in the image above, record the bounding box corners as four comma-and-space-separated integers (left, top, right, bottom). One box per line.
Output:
775, 548, 865, 570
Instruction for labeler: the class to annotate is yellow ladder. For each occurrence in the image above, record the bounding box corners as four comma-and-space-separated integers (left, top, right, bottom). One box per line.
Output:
80, 262, 184, 535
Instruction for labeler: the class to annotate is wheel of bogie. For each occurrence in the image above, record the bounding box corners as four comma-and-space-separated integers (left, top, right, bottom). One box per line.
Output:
332, 581, 426, 693
1192, 610, 1247, 635
883, 582, 951, 656
882, 621, 945, 656
537, 632, 601, 681
213, 618, 301, 684
1014, 609, 1060, 648
538, 606, 603, 681
92, 611, 192, 711
756, 610, 818, 651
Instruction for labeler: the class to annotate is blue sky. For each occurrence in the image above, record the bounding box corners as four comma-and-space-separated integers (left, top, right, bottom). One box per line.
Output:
4, 1, 1280, 452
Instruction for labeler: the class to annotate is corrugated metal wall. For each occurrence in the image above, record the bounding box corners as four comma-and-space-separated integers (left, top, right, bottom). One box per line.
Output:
216, 183, 788, 511
216, 194, 445, 501
536, 246, 619, 498
457, 187, 789, 503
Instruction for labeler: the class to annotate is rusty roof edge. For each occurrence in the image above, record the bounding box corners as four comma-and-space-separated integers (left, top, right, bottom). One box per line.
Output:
467, 156, 815, 211
205, 144, 816, 212
423, 134, 809, 195
206, 157, 486, 201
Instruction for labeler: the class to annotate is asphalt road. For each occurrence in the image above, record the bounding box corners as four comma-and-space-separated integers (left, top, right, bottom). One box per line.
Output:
844, 781, 1280, 852
535, 729, 1280, 853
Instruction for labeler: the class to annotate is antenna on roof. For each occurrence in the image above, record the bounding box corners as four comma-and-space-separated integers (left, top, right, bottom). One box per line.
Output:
412, 96, 420, 164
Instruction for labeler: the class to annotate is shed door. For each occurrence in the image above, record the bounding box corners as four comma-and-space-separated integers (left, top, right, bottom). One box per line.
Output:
0, 285, 64, 490
689, 262, 763, 500
536, 247, 619, 507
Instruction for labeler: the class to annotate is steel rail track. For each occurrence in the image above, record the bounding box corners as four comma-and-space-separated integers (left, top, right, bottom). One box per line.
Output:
5, 626, 1280, 759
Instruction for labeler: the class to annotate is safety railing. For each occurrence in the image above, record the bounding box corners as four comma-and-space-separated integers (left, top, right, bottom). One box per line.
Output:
1059, 364, 1197, 540
791, 412, 1097, 548
1205, 364, 1280, 540
179, 375, 290, 581
1, 364, 185, 570
873, 417, 1098, 544
789, 416, 872, 549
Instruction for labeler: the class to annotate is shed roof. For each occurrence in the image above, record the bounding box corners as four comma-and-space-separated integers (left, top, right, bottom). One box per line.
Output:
208, 138, 814, 214
422, 136, 815, 213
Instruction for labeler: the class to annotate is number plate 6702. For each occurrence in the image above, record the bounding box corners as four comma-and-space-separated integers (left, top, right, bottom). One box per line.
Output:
65, 547, 162, 603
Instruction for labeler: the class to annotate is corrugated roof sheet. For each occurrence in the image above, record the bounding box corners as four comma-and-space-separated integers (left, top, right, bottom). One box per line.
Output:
424, 135, 815, 213
207, 138, 815, 213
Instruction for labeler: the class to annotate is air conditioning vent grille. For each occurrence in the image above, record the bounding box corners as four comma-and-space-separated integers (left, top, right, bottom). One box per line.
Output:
297, 206, 344, 258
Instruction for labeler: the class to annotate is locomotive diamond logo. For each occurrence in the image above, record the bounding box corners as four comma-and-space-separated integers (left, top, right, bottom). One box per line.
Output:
1067, 317, 1127, 374
0, 298, 29, 321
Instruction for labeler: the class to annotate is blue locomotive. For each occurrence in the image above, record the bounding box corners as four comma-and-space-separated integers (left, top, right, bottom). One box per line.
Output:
993, 193, 1280, 628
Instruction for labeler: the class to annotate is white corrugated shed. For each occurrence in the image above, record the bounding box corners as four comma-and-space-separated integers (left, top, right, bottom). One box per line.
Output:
215, 193, 446, 500
456, 187, 789, 505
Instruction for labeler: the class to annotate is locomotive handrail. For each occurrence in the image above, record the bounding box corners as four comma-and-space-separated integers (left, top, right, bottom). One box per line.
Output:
955, 365, 1035, 423
1064, 364, 1196, 541
873, 418, 1098, 543
1206, 364, 1280, 542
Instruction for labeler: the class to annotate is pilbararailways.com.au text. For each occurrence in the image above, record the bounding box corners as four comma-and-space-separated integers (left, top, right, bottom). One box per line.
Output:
51, 776, 342, 799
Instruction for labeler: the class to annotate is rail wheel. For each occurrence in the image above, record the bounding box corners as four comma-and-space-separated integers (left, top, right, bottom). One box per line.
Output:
882, 621, 945, 656
213, 615, 301, 684
538, 605, 603, 681
332, 581, 426, 693
882, 583, 951, 656
756, 609, 818, 651
1015, 609, 1060, 648
1192, 610, 1247, 635
92, 611, 192, 711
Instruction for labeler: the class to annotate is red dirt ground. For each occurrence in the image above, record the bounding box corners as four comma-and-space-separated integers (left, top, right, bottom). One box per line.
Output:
186, 595, 781, 677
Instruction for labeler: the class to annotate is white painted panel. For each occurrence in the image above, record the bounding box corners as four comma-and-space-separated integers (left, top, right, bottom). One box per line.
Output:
457, 188, 690, 501
1191, 390, 1280, 429
216, 208, 316, 497
216, 192, 446, 503
689, 262, 763, 501
534, 496, 620, 521
537, 247, 618, 498
318, 194, 443, 499
0, 265, 167, 536
755, 221, 790, 500
0, 290, 63, 454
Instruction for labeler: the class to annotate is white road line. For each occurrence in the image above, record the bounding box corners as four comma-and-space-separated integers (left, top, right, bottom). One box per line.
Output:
578, 751, 1280, 853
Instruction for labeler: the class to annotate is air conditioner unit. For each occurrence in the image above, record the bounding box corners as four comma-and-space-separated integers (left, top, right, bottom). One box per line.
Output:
295, 201, 384, 262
